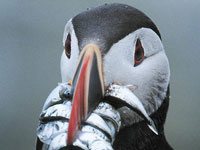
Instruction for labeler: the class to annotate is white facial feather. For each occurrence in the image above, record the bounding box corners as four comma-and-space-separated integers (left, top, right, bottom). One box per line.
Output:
61, 20, 79, 82
104, 28, 170, 114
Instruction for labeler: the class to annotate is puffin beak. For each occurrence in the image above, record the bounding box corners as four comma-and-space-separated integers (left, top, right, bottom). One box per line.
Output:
67, 44, 104, 144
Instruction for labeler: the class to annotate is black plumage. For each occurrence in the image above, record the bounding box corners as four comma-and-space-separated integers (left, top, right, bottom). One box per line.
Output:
113, 87, 172, 150
72, 3, 161, 53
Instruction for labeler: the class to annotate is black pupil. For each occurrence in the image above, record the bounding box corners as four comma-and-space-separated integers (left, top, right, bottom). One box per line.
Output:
65, 34, 71, 59
135, 48, 143, 61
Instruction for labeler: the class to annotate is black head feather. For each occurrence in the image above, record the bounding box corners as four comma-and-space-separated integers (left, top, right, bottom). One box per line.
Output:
72, 3, 161, 53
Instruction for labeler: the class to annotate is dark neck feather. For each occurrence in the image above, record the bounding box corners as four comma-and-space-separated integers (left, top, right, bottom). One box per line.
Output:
113, 86, 173, 150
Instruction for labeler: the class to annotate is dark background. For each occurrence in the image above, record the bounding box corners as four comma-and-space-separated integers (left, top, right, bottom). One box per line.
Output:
0, 0, 199, 149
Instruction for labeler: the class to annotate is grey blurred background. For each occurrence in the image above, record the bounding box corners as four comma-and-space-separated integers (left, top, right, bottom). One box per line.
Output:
0, 0, 199, 149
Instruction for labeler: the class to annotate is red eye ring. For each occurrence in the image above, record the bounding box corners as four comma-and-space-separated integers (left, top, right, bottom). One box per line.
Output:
134, 39, 144, 67
65, 34, 71, 59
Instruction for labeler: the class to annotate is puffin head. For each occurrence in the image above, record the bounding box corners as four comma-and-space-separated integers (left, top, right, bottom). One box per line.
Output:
61, 3, 170, 117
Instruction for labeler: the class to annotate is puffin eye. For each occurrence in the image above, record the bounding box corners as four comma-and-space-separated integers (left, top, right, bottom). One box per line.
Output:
64, 34, 71, 59
134, 39, 144, 67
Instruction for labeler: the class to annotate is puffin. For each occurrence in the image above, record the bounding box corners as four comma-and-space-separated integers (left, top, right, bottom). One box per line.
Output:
36, 3, 173, 150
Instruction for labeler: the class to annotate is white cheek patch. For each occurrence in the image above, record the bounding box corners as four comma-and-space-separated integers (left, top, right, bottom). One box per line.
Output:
61, 20, 79, 83
104, 32, 137, 85
104, 28, 170, 115
132, 52, 170, 113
